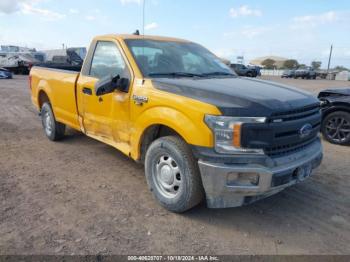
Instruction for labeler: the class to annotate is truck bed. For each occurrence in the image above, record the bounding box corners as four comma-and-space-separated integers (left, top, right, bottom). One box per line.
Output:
36, 62, 82, 72
30, 66, 81, 130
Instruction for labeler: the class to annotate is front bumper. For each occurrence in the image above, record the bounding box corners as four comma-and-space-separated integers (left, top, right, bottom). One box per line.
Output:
198, 138, 323, 208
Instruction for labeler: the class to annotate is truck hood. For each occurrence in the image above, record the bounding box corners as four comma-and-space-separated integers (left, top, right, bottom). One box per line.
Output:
152, 77, 319, 117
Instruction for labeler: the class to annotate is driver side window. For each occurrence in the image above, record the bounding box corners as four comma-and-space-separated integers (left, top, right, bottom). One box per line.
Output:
90, 41, 130, 80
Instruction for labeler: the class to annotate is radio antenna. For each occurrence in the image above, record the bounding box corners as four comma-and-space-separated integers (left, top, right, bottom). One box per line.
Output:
142, 0, 146, 35
142, 0, 146, 82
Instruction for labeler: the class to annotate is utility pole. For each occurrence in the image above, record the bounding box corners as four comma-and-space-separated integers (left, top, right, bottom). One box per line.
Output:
327, 44, 333, 73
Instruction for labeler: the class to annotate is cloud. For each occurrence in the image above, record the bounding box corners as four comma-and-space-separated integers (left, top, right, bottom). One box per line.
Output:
0, 0, 65, 21
145, 22, 158, 30
21, 3, 65, 20
224, 26, 272, 39
85, 15, 96, 21
120, 0, 142, 5
213, 48, 237, 59
291, 11, 339, 28
69, 8, 79, 14
0, 0, 29, 14
241, 26, 271, 39
229, 5, 262, 18
119, 0, 158, 6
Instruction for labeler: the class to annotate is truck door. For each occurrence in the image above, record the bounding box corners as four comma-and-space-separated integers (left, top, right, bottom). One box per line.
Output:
76, 40, 132, 152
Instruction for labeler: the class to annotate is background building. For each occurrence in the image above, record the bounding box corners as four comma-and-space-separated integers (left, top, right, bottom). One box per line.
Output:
249, 56, 289, 68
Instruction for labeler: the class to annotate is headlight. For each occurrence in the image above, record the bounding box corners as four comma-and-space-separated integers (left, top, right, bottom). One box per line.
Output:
319, 99, 328, 107
204, 115, 266, 154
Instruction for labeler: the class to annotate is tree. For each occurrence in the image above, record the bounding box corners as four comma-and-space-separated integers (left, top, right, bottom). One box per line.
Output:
311, 61, 322, 70
261, 59, 276, 69
298, 64, 307, 69
333, 65, 349, 71
283, 59, 299, 69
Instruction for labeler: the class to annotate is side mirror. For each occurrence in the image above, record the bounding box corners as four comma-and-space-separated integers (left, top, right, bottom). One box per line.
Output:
116, 77, 130, 93
95, 75, 129, 96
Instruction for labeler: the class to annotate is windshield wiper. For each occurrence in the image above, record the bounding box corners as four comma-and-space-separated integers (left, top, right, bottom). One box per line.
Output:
148, 72, 203, 78
148, 71, 237, 78
201, 71, 237, 77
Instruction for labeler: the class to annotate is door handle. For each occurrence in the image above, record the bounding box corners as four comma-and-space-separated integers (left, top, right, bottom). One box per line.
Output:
82, 87, 92, 95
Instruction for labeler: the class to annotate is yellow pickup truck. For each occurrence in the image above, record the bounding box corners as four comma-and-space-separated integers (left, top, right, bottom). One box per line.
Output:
30, 34, 323, 212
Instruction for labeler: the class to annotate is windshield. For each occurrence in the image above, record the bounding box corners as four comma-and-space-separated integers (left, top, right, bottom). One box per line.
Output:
125, 39, 235, 78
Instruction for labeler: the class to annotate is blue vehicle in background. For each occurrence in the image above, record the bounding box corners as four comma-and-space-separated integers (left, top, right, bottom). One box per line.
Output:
0, 68, 13, 79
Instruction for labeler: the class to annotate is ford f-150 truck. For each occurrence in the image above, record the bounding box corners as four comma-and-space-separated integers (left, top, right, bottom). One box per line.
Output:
30, 34, 323, 212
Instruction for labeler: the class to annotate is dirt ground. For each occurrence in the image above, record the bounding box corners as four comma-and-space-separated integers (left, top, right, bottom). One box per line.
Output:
0, 75, 349, 255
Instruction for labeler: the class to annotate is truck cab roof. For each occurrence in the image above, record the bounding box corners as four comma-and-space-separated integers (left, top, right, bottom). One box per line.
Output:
94, 34, 191, 43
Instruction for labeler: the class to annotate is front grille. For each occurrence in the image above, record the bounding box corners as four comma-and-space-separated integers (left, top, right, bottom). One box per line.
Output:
269, 104, 320, 123
264, 137, 318, 156
241, 104, 321, 157
274, 122, 320, 138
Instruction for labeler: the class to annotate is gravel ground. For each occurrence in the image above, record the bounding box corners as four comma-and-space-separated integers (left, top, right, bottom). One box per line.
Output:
0, 75, 349, 255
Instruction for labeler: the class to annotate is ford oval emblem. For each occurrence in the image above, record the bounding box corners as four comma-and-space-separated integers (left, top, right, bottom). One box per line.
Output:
299, 123, 313, 138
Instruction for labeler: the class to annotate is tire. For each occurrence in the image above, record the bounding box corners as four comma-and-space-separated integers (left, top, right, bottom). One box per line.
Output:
246, 72, 253, 77
321, 111, 350, 145
145, 136, 204, 213
41, 102, 66, 141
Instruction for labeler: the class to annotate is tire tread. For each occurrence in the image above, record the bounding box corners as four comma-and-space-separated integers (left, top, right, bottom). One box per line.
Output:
145, 136, 204, 212
41, 102, 65, 141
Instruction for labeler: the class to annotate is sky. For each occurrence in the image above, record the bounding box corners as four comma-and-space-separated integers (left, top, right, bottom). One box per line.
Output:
0, 0, 349, 68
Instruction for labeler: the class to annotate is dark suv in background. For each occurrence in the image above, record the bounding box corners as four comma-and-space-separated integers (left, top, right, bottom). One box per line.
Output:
281, 70, 296, 78
295, 68, 317, 79
230, 63, 259, 77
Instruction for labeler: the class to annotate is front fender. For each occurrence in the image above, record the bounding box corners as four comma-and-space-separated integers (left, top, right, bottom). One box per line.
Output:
130, 106, 215, 160
322, 102, 350, 117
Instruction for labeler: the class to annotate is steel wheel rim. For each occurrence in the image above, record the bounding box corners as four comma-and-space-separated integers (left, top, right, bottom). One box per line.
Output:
325, 116, 350, 143
44, 111, 53, 136
153, 155, 182, 198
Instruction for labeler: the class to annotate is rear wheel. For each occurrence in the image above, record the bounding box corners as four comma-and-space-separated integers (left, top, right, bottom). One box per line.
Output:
41, 102, 66, 141
321, 111, 350, 145
246, 72, 253, 77
145, 136, 204, 213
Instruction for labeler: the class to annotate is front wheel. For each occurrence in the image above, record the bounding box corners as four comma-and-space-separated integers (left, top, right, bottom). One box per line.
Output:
41, 102, 66, 141
145, 136, 204, 213
321, 111, 350, 145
